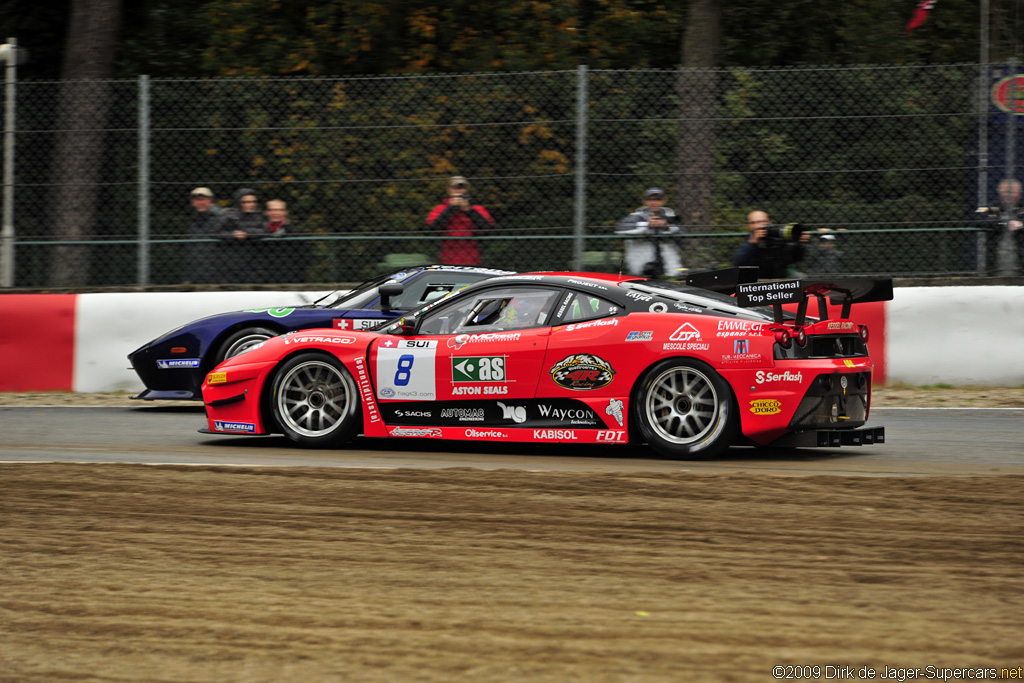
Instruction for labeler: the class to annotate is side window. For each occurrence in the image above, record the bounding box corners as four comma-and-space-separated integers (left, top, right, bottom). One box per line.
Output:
418, 287, 561, 335
562, 292, 618, 323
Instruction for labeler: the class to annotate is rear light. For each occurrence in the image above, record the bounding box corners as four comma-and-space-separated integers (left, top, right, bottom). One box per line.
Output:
859, 325, 869, 343
773, 328, 791, 349
794, 327, 807, 347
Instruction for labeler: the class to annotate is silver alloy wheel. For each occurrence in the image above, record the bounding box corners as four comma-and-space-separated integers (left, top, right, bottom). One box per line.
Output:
223, 331, 273, 359
275, 360, 357, 438
644, 365, 720, 445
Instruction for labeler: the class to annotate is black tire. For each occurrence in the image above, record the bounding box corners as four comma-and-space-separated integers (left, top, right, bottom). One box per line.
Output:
632, 358, 739, 460
270, 352, 361, 448
215, 326, 277, 364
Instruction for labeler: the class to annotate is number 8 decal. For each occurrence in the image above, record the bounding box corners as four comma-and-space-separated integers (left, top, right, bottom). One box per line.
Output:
394, 354, 415, 386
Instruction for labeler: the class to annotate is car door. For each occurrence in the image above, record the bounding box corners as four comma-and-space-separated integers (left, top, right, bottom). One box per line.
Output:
369, 286, 563, 428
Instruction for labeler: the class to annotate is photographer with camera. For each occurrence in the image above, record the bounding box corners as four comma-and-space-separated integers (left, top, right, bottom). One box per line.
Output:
733, 209, 810, 279
615, 187, 684, 278
425, 176, 495, 266
975, 178, 1024, 276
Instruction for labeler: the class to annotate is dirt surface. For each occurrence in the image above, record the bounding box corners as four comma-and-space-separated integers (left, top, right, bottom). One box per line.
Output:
2, 464, 1023, 682
3, 385, 1024, 408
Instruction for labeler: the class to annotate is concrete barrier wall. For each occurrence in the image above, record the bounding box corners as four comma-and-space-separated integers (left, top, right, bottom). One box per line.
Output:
1, 287, 1021, 392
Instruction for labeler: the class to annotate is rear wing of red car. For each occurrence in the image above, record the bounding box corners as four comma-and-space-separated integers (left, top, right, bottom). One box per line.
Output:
734, 278, 894, 325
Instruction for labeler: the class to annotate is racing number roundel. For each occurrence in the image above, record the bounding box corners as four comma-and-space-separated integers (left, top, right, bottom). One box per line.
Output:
376, 340, 438, 400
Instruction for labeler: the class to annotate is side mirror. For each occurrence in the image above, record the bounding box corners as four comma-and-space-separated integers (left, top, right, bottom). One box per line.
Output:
378, 281, 404, 312
398, 314, 419, 335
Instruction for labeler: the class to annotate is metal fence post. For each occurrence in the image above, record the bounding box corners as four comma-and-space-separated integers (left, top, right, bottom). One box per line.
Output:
138, 74, 150, 286
573, 64, 588, 272
1, 37, 17, 288
977, 1, 989, 274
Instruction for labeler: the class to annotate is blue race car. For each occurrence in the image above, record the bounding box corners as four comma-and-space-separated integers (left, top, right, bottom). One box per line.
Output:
128, 265, 513, 400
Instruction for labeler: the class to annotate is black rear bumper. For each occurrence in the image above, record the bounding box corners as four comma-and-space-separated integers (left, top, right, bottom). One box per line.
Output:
768, 426, 885, 448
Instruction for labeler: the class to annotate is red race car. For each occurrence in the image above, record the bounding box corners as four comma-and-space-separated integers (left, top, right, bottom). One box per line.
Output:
200, 269, 892, 460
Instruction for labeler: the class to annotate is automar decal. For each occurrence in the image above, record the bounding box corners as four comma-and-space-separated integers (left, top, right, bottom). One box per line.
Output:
452, 356, 506, 382
440, 407, 486, 422
157, 358, 200, 369
245, 307, 295, 318
549, 354, 616, 390
376, 339, 438, 400
605, 399, 624, 427
749, 399, 782, 415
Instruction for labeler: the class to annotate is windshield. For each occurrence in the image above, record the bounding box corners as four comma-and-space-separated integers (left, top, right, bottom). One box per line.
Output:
317, 270, 421, 309
620, 279, 789, 321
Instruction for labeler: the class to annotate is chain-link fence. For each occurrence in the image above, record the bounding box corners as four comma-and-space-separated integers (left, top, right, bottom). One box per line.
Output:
3, 63, 1023, 288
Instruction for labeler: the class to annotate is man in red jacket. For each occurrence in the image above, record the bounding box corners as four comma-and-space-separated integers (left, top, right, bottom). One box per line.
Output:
425, 176, 496, 265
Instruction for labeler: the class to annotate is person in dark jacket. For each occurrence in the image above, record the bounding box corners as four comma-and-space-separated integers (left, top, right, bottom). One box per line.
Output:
615, 187, 684, 278
184, 187, 223, 284
218, 188, 268, 283
733, 209, 808, 279
425, 176, 495, 265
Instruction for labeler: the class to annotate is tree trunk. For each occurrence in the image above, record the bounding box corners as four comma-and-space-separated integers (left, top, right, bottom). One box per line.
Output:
50, 0, 122, 287
676, 0, 721, 266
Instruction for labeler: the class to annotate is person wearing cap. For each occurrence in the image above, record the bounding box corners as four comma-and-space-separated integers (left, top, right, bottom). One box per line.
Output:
615, 187, 684, 278
813, 229, 845, 274
184, 187, 223, 284
425, 176, 496, 265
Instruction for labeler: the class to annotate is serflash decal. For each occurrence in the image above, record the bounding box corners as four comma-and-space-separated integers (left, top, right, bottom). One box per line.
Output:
565, 318, 618, 332
754, 370, 803, 384
550, 354, 616, 390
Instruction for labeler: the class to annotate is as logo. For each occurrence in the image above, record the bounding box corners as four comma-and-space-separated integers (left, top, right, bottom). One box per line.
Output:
452, 356, 506, 382
549, 354, 616, 390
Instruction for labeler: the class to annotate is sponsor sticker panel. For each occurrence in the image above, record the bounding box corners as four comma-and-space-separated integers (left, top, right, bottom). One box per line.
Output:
376, 339, 438, 400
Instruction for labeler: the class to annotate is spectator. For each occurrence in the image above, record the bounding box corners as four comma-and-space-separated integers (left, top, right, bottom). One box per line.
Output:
733, 209, 809, 279
425, 176, 495, 265
218, 188, 268, 283
980, 178, 1024, 276
813, 230, 845, 274
615, 187, 684, 278
265, 199, 290, 236
184, 187, 223, 284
